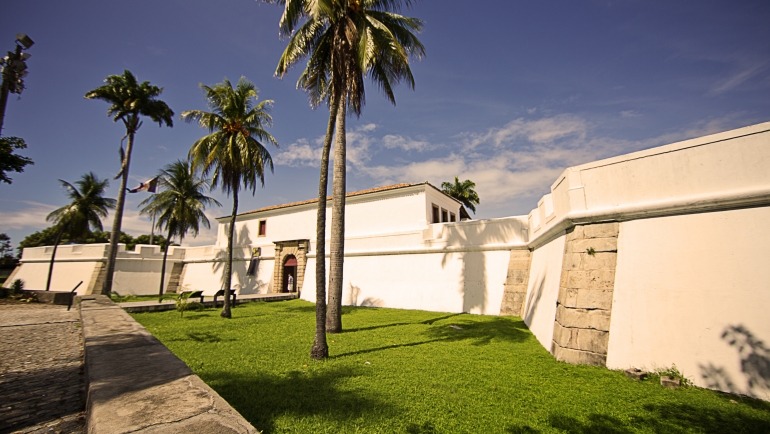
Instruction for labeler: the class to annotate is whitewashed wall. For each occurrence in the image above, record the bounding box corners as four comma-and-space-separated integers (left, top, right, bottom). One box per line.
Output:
522, 234, 566, 350
608, 207, 770, 399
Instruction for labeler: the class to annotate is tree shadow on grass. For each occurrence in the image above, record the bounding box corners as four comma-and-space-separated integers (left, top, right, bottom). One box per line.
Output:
423, 316, 531, 346
343, 313, 467, 333
332, 317, 531, 359
203, 365, 396, 434
505, 402, 770, 434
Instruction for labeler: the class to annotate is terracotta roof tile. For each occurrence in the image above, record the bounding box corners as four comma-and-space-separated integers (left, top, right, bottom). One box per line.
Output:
230, 182, 422, 218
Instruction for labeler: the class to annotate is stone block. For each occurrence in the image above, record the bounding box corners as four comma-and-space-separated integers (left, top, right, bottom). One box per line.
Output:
587, 269, 616, 290
555, 305, 611, 331
559, 270, 569, 288
574, 288, 614, 310
508, 258, 531, 270
565, 226, 584, 242
562, 253, 583, 270
557, 288, 578, 307
660, 376, 681, 390
552, 322, 576, 348
571, 238, 617, 254
575, 328, 609, 354
567, 270, 589, 288
552, 344, 606, 366
625, 369, 648, 381
507, 269, 529, 284
581, 252, 617, 270
583, 222, 619, 239
509, 250, 531, 260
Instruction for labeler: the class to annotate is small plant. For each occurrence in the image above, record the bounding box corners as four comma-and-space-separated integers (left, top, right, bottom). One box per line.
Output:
653, 364, 692, 387
586, 247, 596, 256
176, 292, 204, 317
11, 279, 24, 295
109, 291, 131, 303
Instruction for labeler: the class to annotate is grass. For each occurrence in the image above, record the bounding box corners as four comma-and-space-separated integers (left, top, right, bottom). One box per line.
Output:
132, 300, 770, 434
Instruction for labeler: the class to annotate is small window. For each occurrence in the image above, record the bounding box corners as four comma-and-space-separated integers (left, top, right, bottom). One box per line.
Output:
258, 220, 267, 236
450, 213, 456, 222
441, 208, 448, 223
432, 205, 440, 224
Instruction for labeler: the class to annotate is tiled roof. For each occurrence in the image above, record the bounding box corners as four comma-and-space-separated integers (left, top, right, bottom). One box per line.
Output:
230, 182, 423, 218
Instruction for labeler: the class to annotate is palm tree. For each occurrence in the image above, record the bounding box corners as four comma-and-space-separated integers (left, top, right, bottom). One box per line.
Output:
275, 0, 425, 338
45, 173, 116, 291
85, 70, 174, 295
442, 177, 480, 217
183, 77, 278, 319
139, 160, 221, 303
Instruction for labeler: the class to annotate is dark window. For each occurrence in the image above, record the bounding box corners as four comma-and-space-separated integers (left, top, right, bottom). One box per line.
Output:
259, 220, 267, 236
441, 209, 448, 223
450, 213, 456, 222
432, 205, 440, 223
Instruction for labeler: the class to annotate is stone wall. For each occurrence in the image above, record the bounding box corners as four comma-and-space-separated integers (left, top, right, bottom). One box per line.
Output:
552, 222, 619, 366
272, 240, 309, 294
499, 249, 532, 317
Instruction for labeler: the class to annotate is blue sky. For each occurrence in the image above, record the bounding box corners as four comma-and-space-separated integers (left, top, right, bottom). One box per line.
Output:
1, 0, 769, 248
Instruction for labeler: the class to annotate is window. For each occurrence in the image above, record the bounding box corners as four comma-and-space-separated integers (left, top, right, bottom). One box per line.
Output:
441, 208, 448, 223
450, 213, 456, 222
258, 220, 267, 236
432, 205, 440, 223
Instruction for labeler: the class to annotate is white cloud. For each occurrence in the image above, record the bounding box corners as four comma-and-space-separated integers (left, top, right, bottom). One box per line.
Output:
462, 115, 588, 150
620, 110, 641, 118
273, 139, 322, 168
0, 201, 57, 230
381, 134, 434, 152
709, 62, 768, 95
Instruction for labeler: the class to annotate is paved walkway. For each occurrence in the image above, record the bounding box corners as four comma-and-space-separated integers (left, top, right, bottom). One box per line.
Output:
0, 303, 85, 434
119, 292, 298, 312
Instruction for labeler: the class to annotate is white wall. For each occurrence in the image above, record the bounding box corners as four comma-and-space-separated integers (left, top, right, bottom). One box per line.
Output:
300, 250, 511, 315
608, 207, 770, 399
522, 234, 566, 350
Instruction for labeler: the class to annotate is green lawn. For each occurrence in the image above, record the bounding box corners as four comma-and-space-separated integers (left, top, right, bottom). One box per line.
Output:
131, 300, 770, 434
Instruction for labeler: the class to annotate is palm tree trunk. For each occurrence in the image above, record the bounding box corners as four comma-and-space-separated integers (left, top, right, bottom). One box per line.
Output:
45, 229, 63, 291
221, 190, 238, 319
102, 124, 136, 295
157, 227, 173, 303
326, 97, 347, 333
310, 96, 338, 359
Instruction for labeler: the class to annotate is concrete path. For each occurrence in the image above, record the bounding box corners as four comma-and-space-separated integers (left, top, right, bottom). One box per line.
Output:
119, 292, 297, 313
0, 303, 86, 434
80, 295, 257, 433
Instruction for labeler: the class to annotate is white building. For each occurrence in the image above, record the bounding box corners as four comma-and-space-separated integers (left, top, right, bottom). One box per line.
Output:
7, 121, 770, 400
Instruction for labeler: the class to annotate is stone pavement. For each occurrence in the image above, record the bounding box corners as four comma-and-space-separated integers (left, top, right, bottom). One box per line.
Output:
0, 303, 85, 434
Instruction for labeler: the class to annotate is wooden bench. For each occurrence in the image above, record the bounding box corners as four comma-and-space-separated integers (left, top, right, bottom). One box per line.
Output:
180, 290, 204, 304
213, 289, 237, 307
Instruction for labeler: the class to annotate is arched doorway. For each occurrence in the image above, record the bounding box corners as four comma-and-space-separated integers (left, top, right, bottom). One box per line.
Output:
282, 255, 297, 293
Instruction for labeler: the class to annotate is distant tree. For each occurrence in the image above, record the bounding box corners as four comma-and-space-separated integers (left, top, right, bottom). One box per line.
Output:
0, 233, 17, 269
133, 234, 174, 249
139, 160, 220, 302
85, 70, 174, 295
0, 136, 34, 184
17, 229, 137, 256
45, 173, 116, 291
441, 176, 480, 216
183, 77, 277, 319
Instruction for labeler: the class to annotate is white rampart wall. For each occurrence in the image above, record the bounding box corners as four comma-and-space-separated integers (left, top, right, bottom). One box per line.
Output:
608, 207, 770, 398
4, 244, 185, 295
521, 234, 565, 350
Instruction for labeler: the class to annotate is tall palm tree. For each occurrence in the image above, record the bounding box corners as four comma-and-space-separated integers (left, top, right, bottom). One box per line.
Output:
183, 77, 278, 319
45, 173, 116, 291
85, 70, 174, 295
275, 0, 425, 338
442, 176, 480, 216
139, 160, 220, 303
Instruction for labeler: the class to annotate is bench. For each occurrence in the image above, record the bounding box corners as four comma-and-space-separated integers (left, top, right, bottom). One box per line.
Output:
180, 290, 204, 304
213, 289, 237, 307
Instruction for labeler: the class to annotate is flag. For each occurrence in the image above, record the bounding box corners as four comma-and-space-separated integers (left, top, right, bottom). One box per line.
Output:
128, 177, 158, 193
